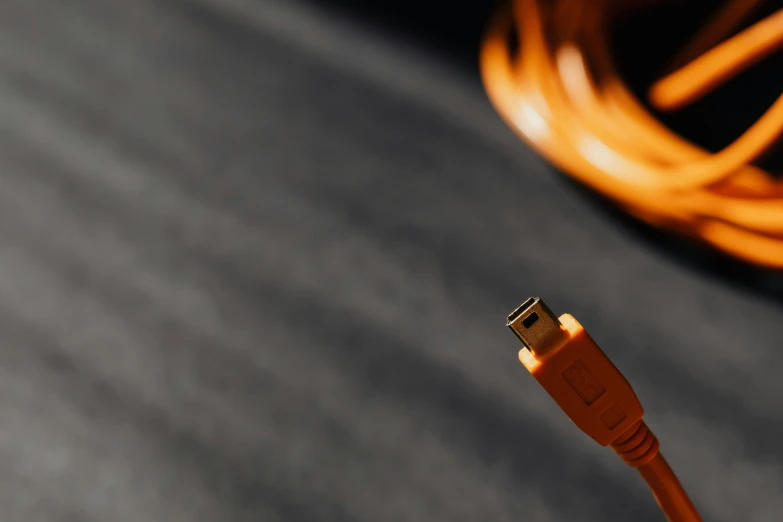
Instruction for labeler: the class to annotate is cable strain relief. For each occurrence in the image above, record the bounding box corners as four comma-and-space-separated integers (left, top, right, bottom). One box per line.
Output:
610, 420, 660, 468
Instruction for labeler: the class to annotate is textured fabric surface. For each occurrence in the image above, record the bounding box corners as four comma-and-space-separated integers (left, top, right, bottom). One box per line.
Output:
0, 1, 781, 521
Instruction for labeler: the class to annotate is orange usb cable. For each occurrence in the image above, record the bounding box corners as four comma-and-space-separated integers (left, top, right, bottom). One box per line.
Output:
507, 298, 702, 522
481, 0, 783, 268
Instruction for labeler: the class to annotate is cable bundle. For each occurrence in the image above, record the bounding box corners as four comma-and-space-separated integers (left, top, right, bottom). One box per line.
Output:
481, 0, 783, 268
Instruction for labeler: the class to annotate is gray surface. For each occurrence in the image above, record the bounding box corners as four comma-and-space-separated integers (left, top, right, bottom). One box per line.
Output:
1, 0, 782, 521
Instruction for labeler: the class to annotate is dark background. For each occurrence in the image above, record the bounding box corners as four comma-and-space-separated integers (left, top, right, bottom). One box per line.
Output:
0, 1, 781, 521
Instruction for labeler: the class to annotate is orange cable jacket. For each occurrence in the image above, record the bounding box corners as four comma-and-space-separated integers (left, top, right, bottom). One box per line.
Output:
480, 0, 783, 268
639, 454, 702, 522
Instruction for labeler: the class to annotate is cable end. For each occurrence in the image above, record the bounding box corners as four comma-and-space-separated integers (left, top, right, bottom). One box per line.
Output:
507, 297, 568, 356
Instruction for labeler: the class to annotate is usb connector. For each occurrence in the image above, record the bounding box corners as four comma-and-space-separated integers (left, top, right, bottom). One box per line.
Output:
507, 297, 643, 447
506, 297, 702, 522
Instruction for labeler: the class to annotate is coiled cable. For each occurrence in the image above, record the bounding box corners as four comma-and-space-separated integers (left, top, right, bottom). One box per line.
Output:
480, 0, 783, 268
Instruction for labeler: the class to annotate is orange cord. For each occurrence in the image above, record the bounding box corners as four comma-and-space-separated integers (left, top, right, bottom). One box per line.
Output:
507, 298, 702, 522
638, 453, 702, 522
480, 0, 783, 268
613, 421, 701, 522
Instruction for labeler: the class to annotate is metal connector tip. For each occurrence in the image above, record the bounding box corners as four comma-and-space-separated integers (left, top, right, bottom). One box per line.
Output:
507, 297, 567, 355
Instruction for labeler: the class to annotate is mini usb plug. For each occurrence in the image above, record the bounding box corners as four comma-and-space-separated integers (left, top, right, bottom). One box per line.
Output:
506, 297, 568, 356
